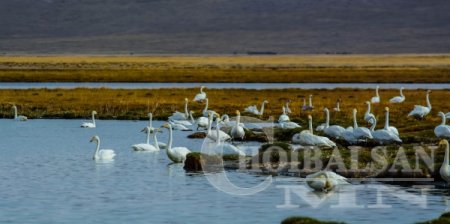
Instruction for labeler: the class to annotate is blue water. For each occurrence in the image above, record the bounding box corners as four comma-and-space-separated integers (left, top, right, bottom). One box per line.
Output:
0, 119, 448, 224
0, 82, 449, 90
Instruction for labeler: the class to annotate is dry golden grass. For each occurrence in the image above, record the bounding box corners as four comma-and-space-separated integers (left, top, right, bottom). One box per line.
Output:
0, 88, 447, 137
1, 54, 450, 83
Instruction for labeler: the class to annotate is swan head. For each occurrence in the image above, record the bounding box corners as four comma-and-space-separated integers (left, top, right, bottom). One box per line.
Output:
426, 90, 432, 94
308, 115, 312, 120
12, 104, 17, 109
161, 123, 172, 129
185, 98, 188, 102
263, 100, 269, 104
365, 101, 370, 105
92, 111, 97, 115
236, 110, 240, 115
438, 111, 445, 117
189, 110, 194, 115
323, 107, 329, 112
148, 112, 152, 117
439, 139, 449, 147
200, 86, 205, 90
385, 107, 390, 112
309, 95, 313, 98
353, 108, 357, 113
90, 135, 99, 142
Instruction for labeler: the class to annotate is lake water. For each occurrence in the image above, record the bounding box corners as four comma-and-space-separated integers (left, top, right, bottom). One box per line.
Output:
0, 82, 450, 90
0, 119, 448, 224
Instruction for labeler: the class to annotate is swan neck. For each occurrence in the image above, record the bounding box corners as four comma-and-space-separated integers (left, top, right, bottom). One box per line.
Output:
184, 101, 189, 116
367, 103, 371, 113
167, 126, 173, 150
149, 114, 153, 128
92, 112, 96, 125
94, 139, 100, 159
216, 121, 221, 144
441, 114, 446, 125
400, 88, 404, 97
353, 111, 358, 128
444, 143, 449, 170
189, 113, 195, 123
260, 102, 265, 116
207, 115, 213, 135
146, 129, 150, 144
236, 114, 241, 127
384, 110, 389, 129
325, 109, 330, 128
204, 99, 209, 112
376, 87, 379, 97
336, 101, 340, 110
309, 96, 313, 107
13, 107, 17, 119
309, 118, 313, 134
426, 92, 431, 109
370, 117, 376, 131
153, 132, 160, 150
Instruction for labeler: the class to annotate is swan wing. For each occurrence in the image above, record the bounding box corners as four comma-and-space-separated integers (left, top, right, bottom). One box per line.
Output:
435, 125, 450, 138
388, 126, 399, 137
408, 105, 429, 117
81, 122, 95, 128
315, 123, 326, 132
193, 93, 206, 102
98, 149, 116, 160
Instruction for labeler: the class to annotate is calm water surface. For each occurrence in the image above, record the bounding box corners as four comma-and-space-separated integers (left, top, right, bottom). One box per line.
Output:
0, 119, 448, 224
0, 82, 450, 89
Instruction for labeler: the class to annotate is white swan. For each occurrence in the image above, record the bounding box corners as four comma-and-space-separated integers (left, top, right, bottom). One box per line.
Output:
293, 115, 336, 148
170, 111, 194, 126
364, 101, 375, 124
389, 87, 405, 103
212, 119, 245, 156
245, 100, 268, 116
384, 107, 399, 136
132, 127, 161, 152
90, 136, 116, 161
439, 139, 450, 185
169, 98, 189, 120
12, 105, 28, 121
323, 108, 346, 139
195, 115, 209, 130
231, 110, 245, 140
161, 123, 191, 163
408, 90, 432, 119
193, 86, 207, 102
352, 108, 373, 141
278, 106, 290, 123
278, 121, 301, 129
435, 112, 450, 138
306, 171, 348, 192
371, 85, 380, 103
333, 99, 341, 112
202, 98, 217, 117
206, 113, 231, 142
169, 121, 192, 131
369, 115, 402, 144
81, 111, 97, 128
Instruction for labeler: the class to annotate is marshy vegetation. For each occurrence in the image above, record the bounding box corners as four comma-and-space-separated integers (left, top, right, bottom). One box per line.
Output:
1, 55, 450, 83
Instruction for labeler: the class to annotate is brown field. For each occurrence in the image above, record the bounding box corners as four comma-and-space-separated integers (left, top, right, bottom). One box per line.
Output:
1, 54, 450, 83
0, 87, 446, 138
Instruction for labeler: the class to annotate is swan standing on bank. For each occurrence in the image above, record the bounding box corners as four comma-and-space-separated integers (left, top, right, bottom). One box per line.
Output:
245, 100, 268, 117
193, 86, 207, 102
364, 101, 375, 124
371, 85, 380, 104
435, 112, 450, 139
161, 123, 191, 163
323, 108, 346, 139
90, 136, 116, 161
390, 87, 405, 103
384, 107, 399, 136
369, 115, 402, 144
352, 109, 373, 141
292, 115, 336, 148
132, 127, 161, 152
306, 171, 348, 192
169, 98, 189, 120
408, 90, 431, 119
278, 106, 290, 123
81, 111, 97, 128
12, 105, 28, 121
231, 110, 245, 140
333, 99, 341, 112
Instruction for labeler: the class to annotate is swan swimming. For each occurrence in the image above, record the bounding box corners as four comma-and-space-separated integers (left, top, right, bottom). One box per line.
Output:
306, 171, 348, 192
160, 123, 191, 163
81, 111, 97, 128
245, 100, 268, 116
132, 126, 160, 152
12, 105, 28, 121
408, 90, 431, 119
212, 118, 245, 156
389, 87, 405, 103
435, 112, 450, 139
90, 135, 116, 161
169, 98, 189, 120
371, 85, 380, 104
206, 113, 231, 142
193, 86, 207, 102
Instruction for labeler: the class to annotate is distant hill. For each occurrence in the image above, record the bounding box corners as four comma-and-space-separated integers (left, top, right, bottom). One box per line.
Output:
0, 0, 449, 54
